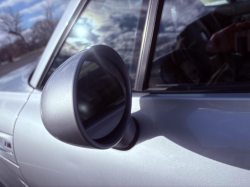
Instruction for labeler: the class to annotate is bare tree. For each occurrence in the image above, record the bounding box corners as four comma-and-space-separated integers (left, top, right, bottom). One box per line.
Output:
0, 8, 30, 51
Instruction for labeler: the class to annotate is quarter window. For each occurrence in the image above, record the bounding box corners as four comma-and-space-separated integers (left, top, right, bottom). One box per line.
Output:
42, 0, 149, 88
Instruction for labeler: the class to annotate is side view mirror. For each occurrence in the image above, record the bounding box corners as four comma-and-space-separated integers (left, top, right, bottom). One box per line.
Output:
41, 45, 139, 150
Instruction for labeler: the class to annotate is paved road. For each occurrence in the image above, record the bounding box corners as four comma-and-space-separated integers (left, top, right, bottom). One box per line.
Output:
0, 50, 44, 78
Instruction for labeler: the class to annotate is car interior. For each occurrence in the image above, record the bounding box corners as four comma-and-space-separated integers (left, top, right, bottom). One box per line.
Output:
150, 0, 250, 91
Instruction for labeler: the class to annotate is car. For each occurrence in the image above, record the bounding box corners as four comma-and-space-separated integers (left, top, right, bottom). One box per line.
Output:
1, 0, 250, 186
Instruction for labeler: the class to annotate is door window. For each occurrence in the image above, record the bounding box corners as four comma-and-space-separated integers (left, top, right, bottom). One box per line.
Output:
148, 0, 250, 92
42, 0, 149, 88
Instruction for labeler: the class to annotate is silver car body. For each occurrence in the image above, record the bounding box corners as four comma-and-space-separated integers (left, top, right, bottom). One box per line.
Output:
1, 0, 250, 186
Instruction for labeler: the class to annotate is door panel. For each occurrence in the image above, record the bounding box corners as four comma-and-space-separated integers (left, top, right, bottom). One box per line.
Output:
0, 93, 31, 135
0, 155, 27, 187
133, 93, 250, 170
0, 62, 34, 186
14, 90, 250, 186
0, 132, 17, 164
0, 62, 34, 135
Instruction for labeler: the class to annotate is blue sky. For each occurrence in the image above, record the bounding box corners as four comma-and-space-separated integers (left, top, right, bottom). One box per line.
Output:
0, 0, 70, 43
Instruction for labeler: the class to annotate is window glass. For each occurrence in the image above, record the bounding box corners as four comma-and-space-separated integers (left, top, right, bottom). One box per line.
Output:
43, 0, 149, 88
149, 0, 250, 91
0, 0, 69, 78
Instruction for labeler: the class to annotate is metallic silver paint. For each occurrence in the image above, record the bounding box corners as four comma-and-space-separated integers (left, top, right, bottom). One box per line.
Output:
0, 145, 12, 154
15, 91, 250, 186
0, 93, 31, 135
0, 63, 35, 92
133, 93, 250, 170
134, 0, 159, 91
0, 156, 24, 187
41, 52, 89, 146
0, 61, 34, 187
0, 132, 16, 164
30, 0, 84, 88
0, 63, 34, 135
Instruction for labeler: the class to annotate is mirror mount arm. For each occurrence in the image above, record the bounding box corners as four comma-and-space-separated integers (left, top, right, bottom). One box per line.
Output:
114, 117, 140, 151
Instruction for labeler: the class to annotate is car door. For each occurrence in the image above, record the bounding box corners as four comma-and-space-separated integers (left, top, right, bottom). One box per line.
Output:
14, 0, 250, 186
144, 0, 250, 171
0, 63, 35, 187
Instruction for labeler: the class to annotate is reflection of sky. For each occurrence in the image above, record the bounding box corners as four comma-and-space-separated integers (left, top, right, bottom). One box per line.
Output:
0, 0, 69, 45
58, 0, 147, 81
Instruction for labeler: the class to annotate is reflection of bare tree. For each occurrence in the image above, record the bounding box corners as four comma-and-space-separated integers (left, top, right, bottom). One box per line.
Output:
0, 8, 30, 51
43, 0, 56, 32
30, 0, 58, 48
46, 0, 146, 86
0, 0, 63, 63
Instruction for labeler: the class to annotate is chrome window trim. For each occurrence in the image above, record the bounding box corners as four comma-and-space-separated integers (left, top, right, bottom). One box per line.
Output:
30, 0, 88, 88
134, 0, 159, 91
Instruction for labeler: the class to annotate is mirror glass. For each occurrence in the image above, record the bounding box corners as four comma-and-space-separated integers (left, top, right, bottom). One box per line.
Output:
77, 60, 125, 128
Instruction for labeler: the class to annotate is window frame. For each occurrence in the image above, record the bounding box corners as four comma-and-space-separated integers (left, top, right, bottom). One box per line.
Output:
133, 0, 161, 91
